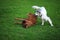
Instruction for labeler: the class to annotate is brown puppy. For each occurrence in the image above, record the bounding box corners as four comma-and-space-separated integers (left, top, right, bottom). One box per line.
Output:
15, 13, 37, 28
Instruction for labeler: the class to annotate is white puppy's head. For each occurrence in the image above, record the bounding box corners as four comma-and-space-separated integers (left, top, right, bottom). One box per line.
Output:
32, 6, 40, 10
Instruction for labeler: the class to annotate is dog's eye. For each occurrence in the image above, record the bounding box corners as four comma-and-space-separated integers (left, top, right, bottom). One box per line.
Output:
36, 11, 40, 13
37, 11, 39, 12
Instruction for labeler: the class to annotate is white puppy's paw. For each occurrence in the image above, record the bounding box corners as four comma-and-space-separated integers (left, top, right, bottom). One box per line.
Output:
51, 25, 54, 26
41, 24, 44, 26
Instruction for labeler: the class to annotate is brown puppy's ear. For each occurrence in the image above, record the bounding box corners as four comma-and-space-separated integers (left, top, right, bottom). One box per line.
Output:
22, 20, 27, 28
23, 24, 27, 28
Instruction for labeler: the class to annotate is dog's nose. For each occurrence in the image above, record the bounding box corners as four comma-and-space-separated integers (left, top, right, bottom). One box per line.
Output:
35, 13, 38, 16
34, 14, 38, 17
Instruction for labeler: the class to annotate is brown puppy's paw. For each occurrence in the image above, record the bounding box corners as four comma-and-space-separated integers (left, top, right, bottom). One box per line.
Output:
15, 22, 22, 24
15, 18, 20, 20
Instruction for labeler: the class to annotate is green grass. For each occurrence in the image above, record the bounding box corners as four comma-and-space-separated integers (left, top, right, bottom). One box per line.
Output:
0, 0, 60, 40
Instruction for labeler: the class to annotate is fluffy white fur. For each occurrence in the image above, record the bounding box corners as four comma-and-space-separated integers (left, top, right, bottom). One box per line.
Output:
32, 6, 54, 26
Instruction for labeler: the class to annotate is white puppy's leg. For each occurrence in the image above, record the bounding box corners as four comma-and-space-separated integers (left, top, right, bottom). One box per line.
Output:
41, 19, 44, 25
47, 17, 54, 26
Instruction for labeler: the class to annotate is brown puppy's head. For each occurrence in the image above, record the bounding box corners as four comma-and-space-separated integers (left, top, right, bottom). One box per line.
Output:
28, 13, 33, 17
28, 13, 37, 18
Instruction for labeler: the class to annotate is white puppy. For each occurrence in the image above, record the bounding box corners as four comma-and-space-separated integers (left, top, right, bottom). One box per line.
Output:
32, 6, 54, 26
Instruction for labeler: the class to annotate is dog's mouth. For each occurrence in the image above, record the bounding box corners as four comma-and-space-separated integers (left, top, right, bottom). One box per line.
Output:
34, 14, 38, 17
